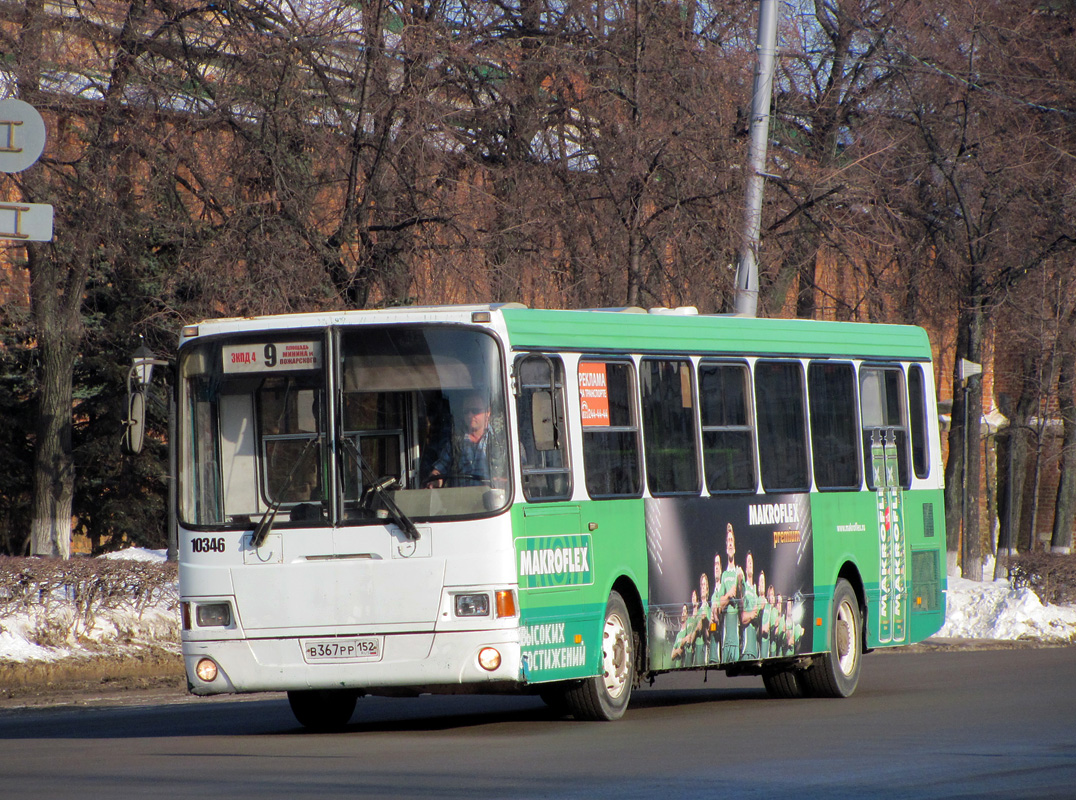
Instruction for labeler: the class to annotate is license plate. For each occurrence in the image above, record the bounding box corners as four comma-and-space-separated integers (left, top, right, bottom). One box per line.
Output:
301, 636, 383, 663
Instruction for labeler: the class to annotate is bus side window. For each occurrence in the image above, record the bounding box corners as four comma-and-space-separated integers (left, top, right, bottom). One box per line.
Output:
908, 364, 931, 480
641, 358, 699, 495
516, 355, 572, 501
860, 366, 910, 489
808, 361, 861, 490
580, 360, 642, 498
755, 360, 810, 492
699, 362, 756, 493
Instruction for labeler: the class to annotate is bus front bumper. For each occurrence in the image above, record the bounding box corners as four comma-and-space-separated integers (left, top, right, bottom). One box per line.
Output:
183, 630, 522, 696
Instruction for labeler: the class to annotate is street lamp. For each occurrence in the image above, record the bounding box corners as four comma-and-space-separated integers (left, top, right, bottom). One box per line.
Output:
131, 343, 159, 391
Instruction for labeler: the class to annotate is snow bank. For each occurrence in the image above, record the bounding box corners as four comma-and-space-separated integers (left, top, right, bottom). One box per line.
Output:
937, 576, 1076, 642
0, 549, 179, 663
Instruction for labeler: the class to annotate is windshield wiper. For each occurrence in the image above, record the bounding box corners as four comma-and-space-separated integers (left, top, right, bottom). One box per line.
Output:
339, 437, 420, 541
251, 436, 320, 548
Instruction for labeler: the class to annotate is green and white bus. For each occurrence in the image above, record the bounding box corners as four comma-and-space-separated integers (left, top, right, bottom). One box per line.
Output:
176, 304, 946, 727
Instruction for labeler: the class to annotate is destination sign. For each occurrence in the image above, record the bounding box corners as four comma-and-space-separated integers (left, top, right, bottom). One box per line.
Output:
222, 341, 322, 374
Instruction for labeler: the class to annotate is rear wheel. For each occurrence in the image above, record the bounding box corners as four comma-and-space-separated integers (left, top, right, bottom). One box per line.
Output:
762, 669, 804, 699
801, 578, 862, 698
287, 689, 360, 731
564, 591, 635, 721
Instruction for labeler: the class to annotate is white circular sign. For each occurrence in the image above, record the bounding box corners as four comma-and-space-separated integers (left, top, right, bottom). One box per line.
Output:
0, 98, 47, 173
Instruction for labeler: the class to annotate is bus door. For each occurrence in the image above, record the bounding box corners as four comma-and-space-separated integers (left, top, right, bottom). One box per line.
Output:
514, 354, 594, 683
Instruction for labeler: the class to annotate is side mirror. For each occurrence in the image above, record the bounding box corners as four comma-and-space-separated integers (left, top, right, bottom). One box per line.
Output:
122, 390, 146, 455
531, 391, 556, 451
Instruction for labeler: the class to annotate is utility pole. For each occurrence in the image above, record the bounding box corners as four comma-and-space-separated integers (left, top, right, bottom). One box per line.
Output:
733, 0, 779, 318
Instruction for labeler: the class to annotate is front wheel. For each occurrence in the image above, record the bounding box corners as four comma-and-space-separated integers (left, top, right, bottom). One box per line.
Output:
801, 578, 862, 698
287, 689, 360, 731
564, 591, 635, 721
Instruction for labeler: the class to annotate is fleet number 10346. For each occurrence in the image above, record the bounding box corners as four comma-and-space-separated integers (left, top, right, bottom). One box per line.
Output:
191, 537, 226, 553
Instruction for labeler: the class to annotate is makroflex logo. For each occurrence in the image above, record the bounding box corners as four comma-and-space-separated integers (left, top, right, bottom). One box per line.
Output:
516, 534, 593, 589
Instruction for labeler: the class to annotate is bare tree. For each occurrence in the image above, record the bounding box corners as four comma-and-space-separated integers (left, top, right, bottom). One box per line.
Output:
873, 0, 1076, 577
765, 0, 912, 319
11, 0, 177, 557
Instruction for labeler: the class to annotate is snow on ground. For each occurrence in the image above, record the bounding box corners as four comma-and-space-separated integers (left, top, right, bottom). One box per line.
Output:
0, 547, 179, 664
2, 551, 1075, 664
98, 547, 168, 562
937, 575, 1076, 641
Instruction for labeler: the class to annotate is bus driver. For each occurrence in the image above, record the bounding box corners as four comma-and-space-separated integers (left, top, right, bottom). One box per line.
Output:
424, 390, 504, 488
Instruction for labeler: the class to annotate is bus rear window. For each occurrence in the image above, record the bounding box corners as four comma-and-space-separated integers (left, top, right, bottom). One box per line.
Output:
908, 364, 931, 480
860, 365, 910, 489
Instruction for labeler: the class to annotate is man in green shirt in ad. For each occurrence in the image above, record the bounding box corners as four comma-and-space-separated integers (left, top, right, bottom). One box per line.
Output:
716, 522, 744, 663
670, 604, 691, 667
708, 553, 723, 664
761, 582, 778, 658
692, 572, 712, 666
740, 554, 762, 660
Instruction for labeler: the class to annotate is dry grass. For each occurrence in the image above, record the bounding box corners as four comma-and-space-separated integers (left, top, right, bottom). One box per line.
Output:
0, 556, 177, 647
1008, 552, 1076, 606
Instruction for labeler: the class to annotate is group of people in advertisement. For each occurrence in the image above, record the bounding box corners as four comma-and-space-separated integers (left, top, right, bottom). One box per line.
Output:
667, 521, 805, 668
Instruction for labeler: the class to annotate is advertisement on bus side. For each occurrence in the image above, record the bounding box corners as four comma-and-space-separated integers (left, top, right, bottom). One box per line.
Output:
644, 495, 814, 671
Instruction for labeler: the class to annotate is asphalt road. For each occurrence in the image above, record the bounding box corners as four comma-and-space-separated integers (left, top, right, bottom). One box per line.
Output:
1, 646, 1073, 799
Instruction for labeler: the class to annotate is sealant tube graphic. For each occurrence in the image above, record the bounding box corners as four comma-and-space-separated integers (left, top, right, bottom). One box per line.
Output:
873, 431, 892, 644
884, 433, 907, 643
886, 432, 903, 646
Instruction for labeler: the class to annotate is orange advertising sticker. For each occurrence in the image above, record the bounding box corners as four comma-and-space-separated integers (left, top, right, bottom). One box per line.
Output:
578, 362, 611, 426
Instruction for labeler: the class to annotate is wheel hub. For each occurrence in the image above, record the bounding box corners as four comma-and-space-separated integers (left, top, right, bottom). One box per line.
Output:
835, 600, 857, 676
602, 612, 631, 699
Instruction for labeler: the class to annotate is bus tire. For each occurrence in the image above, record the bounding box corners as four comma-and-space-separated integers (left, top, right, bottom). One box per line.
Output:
801, 578, 862, 698
762, 669, 804, 699
287, 689, 360, 731
564, 591, 634, 721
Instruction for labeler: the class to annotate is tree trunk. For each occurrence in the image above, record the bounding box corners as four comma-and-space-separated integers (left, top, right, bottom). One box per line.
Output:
1052, 348, 1076, 553
1026, 424, 1046, 550
28, 251, 79, 558
944, 301, 986, 580
24, 0, 147, 557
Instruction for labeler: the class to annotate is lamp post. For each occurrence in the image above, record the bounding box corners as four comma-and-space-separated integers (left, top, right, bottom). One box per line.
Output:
959, 357, 982, 577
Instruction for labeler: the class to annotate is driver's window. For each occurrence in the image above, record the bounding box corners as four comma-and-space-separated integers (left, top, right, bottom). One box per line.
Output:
516, 355, 571, 501
421, 387, 507, 489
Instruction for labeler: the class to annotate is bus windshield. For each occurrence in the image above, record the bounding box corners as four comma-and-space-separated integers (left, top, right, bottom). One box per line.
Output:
177, 325, 509, 528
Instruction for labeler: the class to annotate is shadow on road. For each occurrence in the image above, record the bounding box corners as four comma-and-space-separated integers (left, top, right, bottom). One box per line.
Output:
0, 680, 768, 740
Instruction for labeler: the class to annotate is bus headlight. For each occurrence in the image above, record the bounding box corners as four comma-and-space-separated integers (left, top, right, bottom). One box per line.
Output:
195, 658, 218, 682
478, 648, 501, 671
196, 602, 232, 627
454, 594, 490, 617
